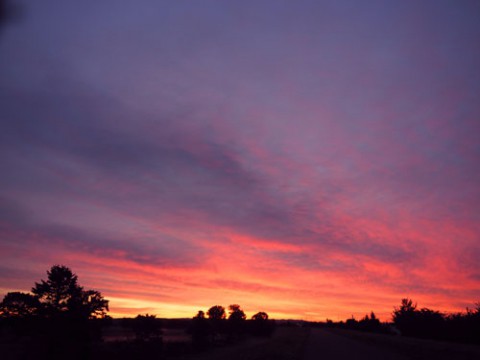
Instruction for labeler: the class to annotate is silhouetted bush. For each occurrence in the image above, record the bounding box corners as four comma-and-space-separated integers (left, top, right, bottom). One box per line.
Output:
393, 299, 445, 339
445, 305, 480, 344
250, 311, 275, 337
358, 312, 382, 332
345, 316, 358, 329
393, 298, 480, 344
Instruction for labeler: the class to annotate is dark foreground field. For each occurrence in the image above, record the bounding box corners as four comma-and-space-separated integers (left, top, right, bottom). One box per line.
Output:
190, 326, 309, 360
187, 327, 480, 360
2, 326, 480, 360
303, 328, 480, 360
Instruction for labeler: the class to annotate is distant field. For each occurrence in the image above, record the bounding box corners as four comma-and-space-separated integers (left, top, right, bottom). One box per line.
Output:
190, 327, 310, 360
102, 325, 189, 342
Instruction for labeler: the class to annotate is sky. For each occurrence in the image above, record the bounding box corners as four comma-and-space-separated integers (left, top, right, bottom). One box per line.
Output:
0, 0, 479, 321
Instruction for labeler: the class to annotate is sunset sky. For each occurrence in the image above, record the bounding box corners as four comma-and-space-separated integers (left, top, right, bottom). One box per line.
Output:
0, 0, 479, 321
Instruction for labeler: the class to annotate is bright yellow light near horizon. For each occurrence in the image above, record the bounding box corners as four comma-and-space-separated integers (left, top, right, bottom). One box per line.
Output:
106, 296, 300, 320
107, 296, 204, 318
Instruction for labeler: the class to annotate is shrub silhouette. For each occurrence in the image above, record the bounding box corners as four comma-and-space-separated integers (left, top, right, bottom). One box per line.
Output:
250, 311, 275, 336
446, 304, 480, 343
358, 312, 381, 332
392, 298, 480, 343
345, 315, 358, 328
0, 292, 41, 337
393, 298, 445, 339
0, 291, 40, 318
252, 311, 268, 321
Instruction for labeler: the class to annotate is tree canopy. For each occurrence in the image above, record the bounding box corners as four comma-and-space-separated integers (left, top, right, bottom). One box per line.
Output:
207, 305, 226, 320
228, 304, 246, 321
1, 265, 108, 320
0, 292, 40, 318
32, 265, 83, 313
252, 311, 268, 321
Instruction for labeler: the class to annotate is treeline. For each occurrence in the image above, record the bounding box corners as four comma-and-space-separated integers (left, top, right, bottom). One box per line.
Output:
0, 265, 276, 359
1, 264, 479, 356
392, 298, 480, 344
317, 298, 480, 345
188, 304, 275, 349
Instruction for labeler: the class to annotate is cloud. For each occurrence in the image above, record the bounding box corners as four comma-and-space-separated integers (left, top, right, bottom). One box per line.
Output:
0, 0, 479, 320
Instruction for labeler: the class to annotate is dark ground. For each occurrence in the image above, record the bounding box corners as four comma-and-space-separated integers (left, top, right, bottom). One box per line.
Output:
2, 326, 480, 359
304, 328, 407, 360
303, 328, 480, 360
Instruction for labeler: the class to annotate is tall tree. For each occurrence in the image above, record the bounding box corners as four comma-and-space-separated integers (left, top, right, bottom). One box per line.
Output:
393, 298, 417, 317
32, 265, 82, 313
31, 265, 108, 318
392, 298, 418, 336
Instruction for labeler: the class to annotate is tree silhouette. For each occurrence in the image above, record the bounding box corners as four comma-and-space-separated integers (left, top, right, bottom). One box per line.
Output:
447, 303, 480, 344
416, 308, 445, 338
227, 304, 246, 339
392, 298, 418, 336
76, 290, 109, 319
206, 305, 226, 343
392, 298, 446, 338
0, 292, 40, 318
250, 311, 274, 336
194, 310, 206, 320
358, 311, 381, 332
191, 310, 210, 349
394, 298, 417, 315
0, 265, 109, 359
228, 304, 246, 321
252, 311, 268, 321
207, 305, 226, 320
32, 265, 82, 312
32, 265, 108, 318
0, 292, 42, 337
